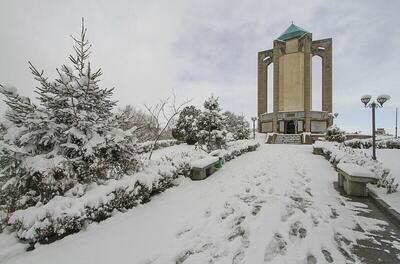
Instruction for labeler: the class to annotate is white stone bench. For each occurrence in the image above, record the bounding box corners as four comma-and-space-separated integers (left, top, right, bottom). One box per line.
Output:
337, 163, 379, 197
312, 146, 324, 155
190, 157, 219, 180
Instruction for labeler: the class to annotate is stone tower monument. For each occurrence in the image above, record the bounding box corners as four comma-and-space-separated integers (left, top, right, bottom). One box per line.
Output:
258, 24, 332, 134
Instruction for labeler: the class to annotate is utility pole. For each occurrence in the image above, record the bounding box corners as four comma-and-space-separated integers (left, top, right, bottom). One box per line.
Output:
396, 107, 398, 139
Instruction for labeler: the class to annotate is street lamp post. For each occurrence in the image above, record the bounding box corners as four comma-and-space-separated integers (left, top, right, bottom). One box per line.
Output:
396, 107, 398, 139
251, 117, 257, 140
361, 94, 391, 160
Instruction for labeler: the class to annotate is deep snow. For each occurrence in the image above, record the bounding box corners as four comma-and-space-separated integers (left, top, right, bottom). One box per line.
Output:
1, 143, 397, 263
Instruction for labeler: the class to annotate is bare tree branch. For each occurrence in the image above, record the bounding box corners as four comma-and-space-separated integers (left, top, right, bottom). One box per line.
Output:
144, 92, 192, 159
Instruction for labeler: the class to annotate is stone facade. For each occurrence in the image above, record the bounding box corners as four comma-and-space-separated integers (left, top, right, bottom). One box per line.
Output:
257, 24, 333, 134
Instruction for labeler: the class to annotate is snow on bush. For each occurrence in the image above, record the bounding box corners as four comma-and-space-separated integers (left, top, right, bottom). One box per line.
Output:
314, 141, 398, 194
137, 139, 180, 154
3, 140, 259, 245
223, 111, 250, 141
4, 151, 201, 244
0, 22, 139, 217
209, 140, 259, 162
172, 98, 250, 147
197, 95, 227, 152
324, 125, 346, 143
172, 106, 201, 145
344, 136, 400, 149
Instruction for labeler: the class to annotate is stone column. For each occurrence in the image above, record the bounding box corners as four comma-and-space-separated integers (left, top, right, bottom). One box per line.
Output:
272, 41, 283, 132
322, 40, 333, 125
257, 51, 267, 132
302, 36, 312, 132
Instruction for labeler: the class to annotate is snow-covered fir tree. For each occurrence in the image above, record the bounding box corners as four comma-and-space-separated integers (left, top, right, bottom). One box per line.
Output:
0, 20, 139, 213
197, 95, 227, 152
325, 125, 346, 143
172, 105, 201, 145
223, 111, 250, 140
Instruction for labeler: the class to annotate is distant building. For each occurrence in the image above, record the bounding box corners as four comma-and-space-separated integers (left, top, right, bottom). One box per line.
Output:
257, 24, 333, 135
376, 128, 386, 135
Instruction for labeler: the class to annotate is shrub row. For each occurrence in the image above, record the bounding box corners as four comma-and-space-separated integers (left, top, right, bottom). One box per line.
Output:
314, 141, 398, 194
344, 137, 400, 149
3, 140, 259, 246
137, 139, 180, 154
210, 140, 260, 161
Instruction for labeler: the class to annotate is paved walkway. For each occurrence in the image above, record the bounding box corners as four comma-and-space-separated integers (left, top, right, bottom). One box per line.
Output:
4, 144, 400, 263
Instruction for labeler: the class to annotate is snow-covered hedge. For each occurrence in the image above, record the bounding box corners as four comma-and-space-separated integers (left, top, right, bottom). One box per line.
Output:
3, 154, 198, 244
3, 140, 259, 245
314, 141, 398, 193
210, 140, 259, 161
315, 141, 386, 177
137, 139, 180, 154
325, 125, 346, 143
344, 137, 400, 149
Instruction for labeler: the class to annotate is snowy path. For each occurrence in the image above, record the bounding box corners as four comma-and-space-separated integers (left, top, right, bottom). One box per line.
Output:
3, 144, 397, 263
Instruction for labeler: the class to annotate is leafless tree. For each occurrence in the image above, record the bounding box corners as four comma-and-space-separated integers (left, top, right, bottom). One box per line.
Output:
115, 105, 158, 142
144, 92, 191, 159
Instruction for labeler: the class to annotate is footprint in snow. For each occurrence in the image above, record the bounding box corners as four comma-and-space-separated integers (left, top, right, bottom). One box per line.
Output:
290, 195, 312, 213
232, 250, 245, 264
321, 249, 334, 263
176, 227, 192, 238
306, 254, 317, 264
305, 187, 313, 197
289, 221, 307, 239
175, 243, 213, 264
228, 226, 246, 242
330, 207, 339, 219
264, 233, 287, 262
239, 194, 257, 204
281, 205, 295, 222
311, 214, 320, 227
234, 215, 246, 226
221, 206, 234, 220
252, 204, 262, 215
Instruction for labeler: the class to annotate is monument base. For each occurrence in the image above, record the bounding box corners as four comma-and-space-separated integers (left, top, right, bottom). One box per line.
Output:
259, 110, 332, 135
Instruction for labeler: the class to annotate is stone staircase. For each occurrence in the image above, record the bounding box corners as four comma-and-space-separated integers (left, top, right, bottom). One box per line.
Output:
274, 134, 302, 144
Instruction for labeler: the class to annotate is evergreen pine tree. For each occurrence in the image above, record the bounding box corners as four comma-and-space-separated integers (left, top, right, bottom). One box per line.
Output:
0, 19, 139, 213
172, 105, 201, 144
197, 95, 227, 152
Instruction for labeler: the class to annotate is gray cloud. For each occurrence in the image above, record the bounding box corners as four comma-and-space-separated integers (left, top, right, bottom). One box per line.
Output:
1, 0, 399, 134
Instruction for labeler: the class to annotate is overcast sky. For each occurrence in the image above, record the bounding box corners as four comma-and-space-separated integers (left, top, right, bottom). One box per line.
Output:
1, 0, 399, 134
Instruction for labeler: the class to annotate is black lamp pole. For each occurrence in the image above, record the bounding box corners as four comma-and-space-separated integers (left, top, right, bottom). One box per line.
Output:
371, 102, 376, 160
361, 95, 390, 160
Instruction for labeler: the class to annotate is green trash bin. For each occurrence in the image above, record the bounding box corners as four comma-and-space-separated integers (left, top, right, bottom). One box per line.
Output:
215, 158, 223, 169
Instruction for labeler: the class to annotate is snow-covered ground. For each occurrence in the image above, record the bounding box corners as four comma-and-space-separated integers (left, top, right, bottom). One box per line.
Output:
366, 149, 400, 213
0, 144, 395, 263
373, 149, 400, 183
